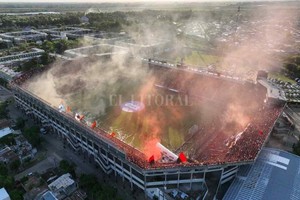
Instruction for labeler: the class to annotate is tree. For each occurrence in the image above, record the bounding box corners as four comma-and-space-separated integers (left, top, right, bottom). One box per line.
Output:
16, 117, 25, 130
293, 141, 300, 156
20, 176, 28, 184
0, 101, 8, 119
0, 174, 14, 189
9, 160, 21, 171
8, 189, 23, 200
0, 164, 8, 176
18, 43, 29, 51
55, 40, 68, 54
42, 41, 55, 53
0, 134, 15, 146
23, 126, 41, 147
59, 160, 76, 177
79, 174, 120, 200
0, 78, 8, 87
79, 174, 97, 189
21, 58, 39, 71
40, 52, 52, 65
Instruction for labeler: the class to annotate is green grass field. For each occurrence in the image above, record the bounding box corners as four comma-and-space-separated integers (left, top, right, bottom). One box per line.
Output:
66, 74, 204, 152
178, 51, 219, 67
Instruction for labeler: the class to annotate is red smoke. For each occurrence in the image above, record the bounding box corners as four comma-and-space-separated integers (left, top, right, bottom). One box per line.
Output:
143, 138, 161, 161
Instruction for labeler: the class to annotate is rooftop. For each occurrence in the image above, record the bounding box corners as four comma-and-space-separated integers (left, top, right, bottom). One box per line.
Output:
258, 78, 286, 101
42, 191, 58, 200
48, 173, 75, 191
0, 127, 13, 139
224, 147, 300, 200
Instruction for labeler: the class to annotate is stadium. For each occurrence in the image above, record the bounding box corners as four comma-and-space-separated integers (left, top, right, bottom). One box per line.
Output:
10, 54, 284, 199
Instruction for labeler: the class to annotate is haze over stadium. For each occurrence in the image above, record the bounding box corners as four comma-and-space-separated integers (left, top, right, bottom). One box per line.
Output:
12, 3, 296, 168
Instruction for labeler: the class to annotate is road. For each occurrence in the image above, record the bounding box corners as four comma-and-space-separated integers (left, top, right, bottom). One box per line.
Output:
15, 154, 60, 180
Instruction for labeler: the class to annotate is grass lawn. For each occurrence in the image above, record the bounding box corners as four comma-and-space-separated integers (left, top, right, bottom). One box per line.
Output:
176, 51, 219, 67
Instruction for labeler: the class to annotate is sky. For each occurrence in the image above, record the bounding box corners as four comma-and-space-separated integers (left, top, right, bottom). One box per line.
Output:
0, 0, 290, 3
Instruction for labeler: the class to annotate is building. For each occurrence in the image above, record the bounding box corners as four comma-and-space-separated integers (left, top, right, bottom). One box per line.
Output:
0, 48, 45, 67
0, 120, 11, 130
224, 147, 300, 200
0, 38, 13, 48
63, 190, 87, 200
0, 30, 47, 44
0, 65, 20, 81
0, 48, 45, 81
40, 191, 58, 200
23, 174, 50, 200
0, 146, 19, 165
80, 16, 89, 24
48, 173, 77, 200
0, 127, 13, 139
257, 77, 287, 104
0, 188, 10, 200
42, 27, 93, 40
14, 135, 37, 163
83, 32, 129, 45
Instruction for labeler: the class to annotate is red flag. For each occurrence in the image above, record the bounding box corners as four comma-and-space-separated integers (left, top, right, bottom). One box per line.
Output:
111, 132, 116, 137
258, 130, 263, 135
67, 106, 71, 112
149, 155, 155, 164
91, 121, 96, 129
179, 152, 187, 163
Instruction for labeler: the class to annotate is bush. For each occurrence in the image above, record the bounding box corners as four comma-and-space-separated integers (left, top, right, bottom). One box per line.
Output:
9, 160, 21, 171
23, 126, 41, 147
20, 176, 28, 184
59, 160, 76, 178
16, 117, 25, 129
79, 174, 121, 200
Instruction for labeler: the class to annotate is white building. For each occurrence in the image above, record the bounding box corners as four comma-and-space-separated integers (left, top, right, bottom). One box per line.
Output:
48, 173, 77, 200
0, 127, 13, 139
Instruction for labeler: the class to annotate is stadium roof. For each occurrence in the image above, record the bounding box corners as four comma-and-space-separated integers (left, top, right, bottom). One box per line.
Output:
258, 78, 286, 101
223, 147, 300, 200
0, 188, 10, 200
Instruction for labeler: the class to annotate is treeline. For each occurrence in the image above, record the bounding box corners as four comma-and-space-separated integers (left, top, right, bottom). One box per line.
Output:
79, 174, 122, 200
0, 101, 9, 119
0, 164, 24, 200
23, 126, 41, 147
0, 13, 82, 28
41, 39, 80, 53
0, 9, 198, 32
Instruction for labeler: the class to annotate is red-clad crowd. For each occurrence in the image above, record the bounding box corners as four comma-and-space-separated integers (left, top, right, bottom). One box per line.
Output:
12, 66, 284, 170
